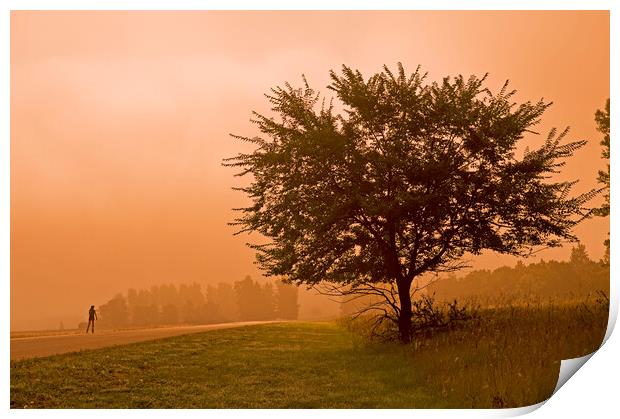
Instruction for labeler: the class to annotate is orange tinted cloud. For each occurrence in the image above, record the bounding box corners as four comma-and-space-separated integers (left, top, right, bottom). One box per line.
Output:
11, 11, 609, 330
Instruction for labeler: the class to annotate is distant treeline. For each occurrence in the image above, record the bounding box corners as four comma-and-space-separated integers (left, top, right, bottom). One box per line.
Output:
95, 276, 299, 329
426, 245, 609, 306
340, 245, 609, 315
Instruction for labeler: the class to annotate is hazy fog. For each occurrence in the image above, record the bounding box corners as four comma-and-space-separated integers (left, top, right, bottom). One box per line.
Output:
11, 11, 609, 330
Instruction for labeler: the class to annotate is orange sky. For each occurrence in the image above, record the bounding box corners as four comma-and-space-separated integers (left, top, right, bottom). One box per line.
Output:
11, 11, 609, 330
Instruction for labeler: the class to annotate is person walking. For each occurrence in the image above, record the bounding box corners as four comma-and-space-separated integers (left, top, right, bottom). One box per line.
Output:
86, 305, 97, 334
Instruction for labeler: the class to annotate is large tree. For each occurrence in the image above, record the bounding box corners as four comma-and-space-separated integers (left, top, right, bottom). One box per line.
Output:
225, 64, 597, 343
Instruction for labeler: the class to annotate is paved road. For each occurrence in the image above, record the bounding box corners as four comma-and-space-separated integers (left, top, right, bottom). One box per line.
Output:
10, 321, 277, 361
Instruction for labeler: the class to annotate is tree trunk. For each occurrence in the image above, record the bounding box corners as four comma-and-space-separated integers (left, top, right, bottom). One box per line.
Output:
397, 280, 412, 343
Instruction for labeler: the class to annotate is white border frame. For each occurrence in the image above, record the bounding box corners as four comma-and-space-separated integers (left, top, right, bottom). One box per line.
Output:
2, 1, 616, 418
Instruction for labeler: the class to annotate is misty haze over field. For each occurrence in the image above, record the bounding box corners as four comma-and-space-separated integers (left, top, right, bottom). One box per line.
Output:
10, 11, 609, 331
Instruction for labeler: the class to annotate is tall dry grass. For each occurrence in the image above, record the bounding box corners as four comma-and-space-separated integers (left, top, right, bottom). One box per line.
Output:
341, 295, 608, 407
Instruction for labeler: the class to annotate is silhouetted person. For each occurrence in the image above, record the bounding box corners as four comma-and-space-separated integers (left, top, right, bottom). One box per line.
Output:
86, 305, 97, 334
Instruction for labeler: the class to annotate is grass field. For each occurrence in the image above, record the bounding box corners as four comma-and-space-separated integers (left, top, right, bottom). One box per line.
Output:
11, 301, 607, 409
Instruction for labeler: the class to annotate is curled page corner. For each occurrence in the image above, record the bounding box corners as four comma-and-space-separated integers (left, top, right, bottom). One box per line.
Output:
540, 296, 615, 408
502, 354, 598, 418
553, 352, 596, 395
505, 353, 599, 416
499, 401, 546, 417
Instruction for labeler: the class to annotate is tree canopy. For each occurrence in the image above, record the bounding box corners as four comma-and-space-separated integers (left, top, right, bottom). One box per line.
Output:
593, 99, 610, 264
594, 98, 610, 217
225, 63, 598, 342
